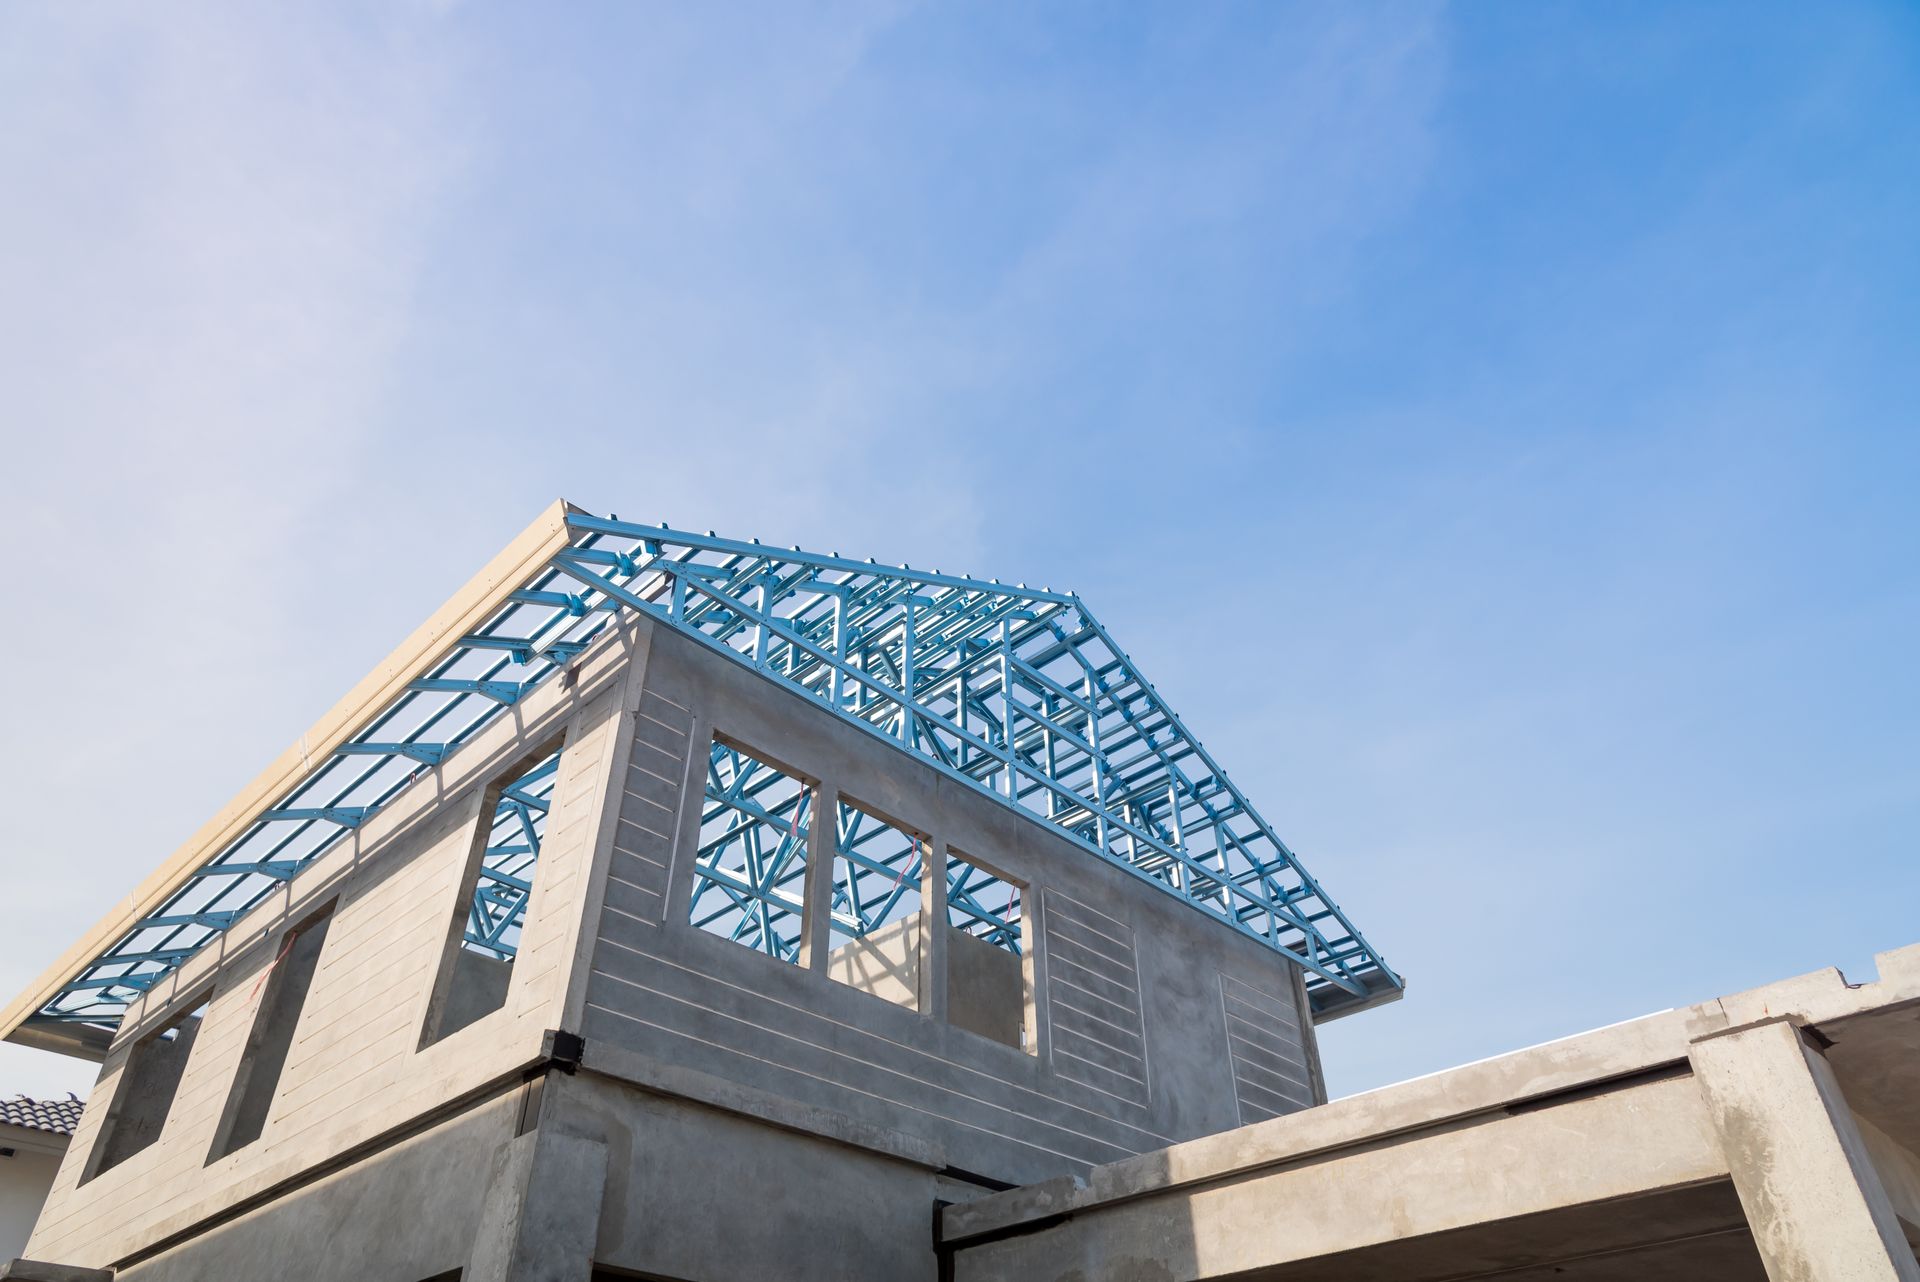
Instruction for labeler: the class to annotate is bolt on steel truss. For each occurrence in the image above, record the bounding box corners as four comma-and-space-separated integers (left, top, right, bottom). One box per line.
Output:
30, 507, 1399, 1035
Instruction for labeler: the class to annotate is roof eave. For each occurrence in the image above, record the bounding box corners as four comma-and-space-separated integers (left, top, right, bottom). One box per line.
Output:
0, 499, 578, 1055
1308, 969, 1407, 1024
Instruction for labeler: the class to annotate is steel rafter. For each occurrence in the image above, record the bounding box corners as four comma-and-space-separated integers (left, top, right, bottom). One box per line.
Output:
29, 508, 1398, 1037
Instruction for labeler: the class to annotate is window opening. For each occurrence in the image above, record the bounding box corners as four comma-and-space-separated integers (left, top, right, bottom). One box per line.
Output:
825, 800, 926, 1010
689, 738, 812, 962
83, 994, 210, 1180
422, 742, 564, 1046
945, 853, 1022, 954
944, 850, 1030, 1050
207, 901, 335, 1161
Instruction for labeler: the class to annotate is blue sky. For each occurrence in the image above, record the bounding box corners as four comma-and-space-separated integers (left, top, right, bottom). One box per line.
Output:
1, 3, 1916, 1101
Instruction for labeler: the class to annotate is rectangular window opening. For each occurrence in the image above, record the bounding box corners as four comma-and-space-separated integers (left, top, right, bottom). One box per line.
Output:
826, 799, 927, 1011
206, 900, 335, 1162
945, 850, 1032, 1052
82, 992, 211, 1181
421, 740, 565, 1048
689, 736, 813, 963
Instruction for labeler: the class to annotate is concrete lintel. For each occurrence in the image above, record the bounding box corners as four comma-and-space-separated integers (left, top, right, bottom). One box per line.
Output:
1689, 1017, 1920, 1281
939, 1176, 1085, 1246
0, 1262, 114, 1282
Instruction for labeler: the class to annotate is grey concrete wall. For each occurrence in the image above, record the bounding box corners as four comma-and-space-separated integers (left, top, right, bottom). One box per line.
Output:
946, 927, 1022, 1050
547, 1069, 959, 1282
112, 1088, 523, 1282
24, 608, 1321, 1271
578, 624, 1320, 1187
27, 623, 644, 1270
826, 914, 922, 1012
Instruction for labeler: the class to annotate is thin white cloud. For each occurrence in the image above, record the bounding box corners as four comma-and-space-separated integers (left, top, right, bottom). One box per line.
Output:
0, 4, 467, 1098
0, 4, 1452, 1104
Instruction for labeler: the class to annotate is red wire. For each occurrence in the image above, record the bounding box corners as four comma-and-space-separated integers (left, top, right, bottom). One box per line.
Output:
247, 931, 297, 1003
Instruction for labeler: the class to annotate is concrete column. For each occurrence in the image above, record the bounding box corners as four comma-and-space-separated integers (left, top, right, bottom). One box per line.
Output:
466, 1127, 609, 1282
799, 779, 838, 970
1690, 1018, 1920, 1282
920, 836, 949, 1023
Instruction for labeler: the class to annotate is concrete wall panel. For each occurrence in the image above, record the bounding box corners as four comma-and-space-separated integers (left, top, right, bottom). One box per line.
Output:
113, 1089, 522, 1282
551, 1072, 948, 1282
26, 627, 641, 1270
577, 625, 1317, 1186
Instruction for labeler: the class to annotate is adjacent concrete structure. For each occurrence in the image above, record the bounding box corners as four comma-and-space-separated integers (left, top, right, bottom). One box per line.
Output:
940, 944, 1920, 1281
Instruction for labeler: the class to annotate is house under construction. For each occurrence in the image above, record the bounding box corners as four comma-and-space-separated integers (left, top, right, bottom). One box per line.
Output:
1, 502, 1915, 1282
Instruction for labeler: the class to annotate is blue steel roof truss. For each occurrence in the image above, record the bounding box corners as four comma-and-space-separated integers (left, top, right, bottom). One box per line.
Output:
464, 751, 562, 961
691, 742, 813, 960
32, 510, 1398, 1034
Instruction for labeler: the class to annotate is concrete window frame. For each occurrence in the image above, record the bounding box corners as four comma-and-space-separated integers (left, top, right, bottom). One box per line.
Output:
686, 734, 819, 967
205, 897, 338, 1163
80, 987, 215, 1184
822, 794, 935, 1014
941, 846, 1038, 1056
418, 735, 567, 1049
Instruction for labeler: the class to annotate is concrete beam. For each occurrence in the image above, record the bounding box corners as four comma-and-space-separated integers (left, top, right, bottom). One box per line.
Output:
0, 1262, 113, 1282
946, 943, 1920, 1252
948, 1073, 1727, 1281
578, 1038, 944, 1169
1690, 1018, 1920, 1282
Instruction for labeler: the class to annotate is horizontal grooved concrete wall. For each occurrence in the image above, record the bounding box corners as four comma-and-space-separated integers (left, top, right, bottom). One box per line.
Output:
26, 628, 643, 1269
579, 624, 1318, 1187
115, 1091, 525, 1282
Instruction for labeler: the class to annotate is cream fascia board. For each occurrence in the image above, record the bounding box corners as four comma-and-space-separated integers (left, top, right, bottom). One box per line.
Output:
0, 500, 577, 1048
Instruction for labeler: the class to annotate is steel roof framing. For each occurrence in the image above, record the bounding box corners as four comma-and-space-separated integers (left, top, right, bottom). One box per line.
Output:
3, 501, 1400, 1055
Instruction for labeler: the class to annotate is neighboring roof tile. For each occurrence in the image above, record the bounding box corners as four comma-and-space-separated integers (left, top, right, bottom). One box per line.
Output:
1, 1093, 83, 1137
